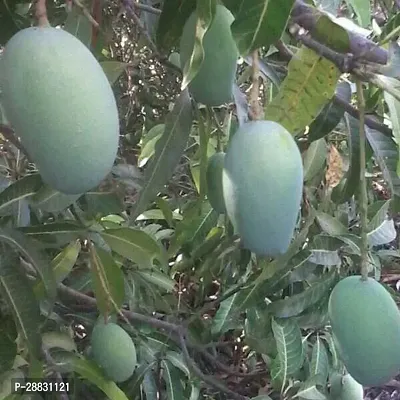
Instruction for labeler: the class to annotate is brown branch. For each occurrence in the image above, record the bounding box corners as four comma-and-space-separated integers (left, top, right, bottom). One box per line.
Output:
178, 332, 249, 400
58, 282, 256, 397
291, 0, 387, 65
36, 0, 50, 27
275, 41, 393, 137
71, 0, 100, 29
249, 50, 263, 120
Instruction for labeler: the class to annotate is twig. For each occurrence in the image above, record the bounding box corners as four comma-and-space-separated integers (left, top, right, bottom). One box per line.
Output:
275, 40, 393, 137
290, 26, 355, 73
331, 96, 391, 136
36, 0, 50, 27
356, 80, 369, 281
249, 50, 263, 120
58, 283, 180, 332
123, 0, 161, 15
71, 0, 99, 29
58, 283, 251, 398
122, 0, 158, 52
178, 332, 249, 400
291, 0, 388, 65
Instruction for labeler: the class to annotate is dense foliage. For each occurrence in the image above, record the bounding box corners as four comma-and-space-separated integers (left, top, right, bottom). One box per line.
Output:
2, 1, 400, 400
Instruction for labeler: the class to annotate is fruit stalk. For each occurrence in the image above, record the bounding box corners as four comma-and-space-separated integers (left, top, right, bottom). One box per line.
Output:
356, 79, 369, 280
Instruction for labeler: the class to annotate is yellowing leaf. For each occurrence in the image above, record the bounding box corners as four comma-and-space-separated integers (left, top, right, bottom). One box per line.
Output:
265, 46, 341, 135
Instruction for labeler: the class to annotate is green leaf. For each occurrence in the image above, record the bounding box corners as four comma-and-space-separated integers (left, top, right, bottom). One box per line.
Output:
303, 138, 327, 182
156, 0, 196, 51
367, 200, 391, 231
169, 201, 218, 256
181, 0, 217, 90
295, 385, 327, 400
0, 329, 17, 374
0, 228, 56, 299
34, 240, 81, 299
142, 370, 158, 399
161, 360, 186, 400
0, 174, 42, 214
165, 351, 190, 376
101, 227, 166, 269
367, 219, 396, 246
344, 0, 371, 27
64, 1, 93, 46
211, 292, 239, 335
309, 337, 329, 386
100, 61, 127, 85
308, 82, 351, 142
271, 318, 304, 385
366, 126, 400, 197
0, 253, 42, 359
30, 184, 82, 213
322, 332, 341, 370
316, 212, 348, 235
131, 90, 193, 219
267, 270, 337, 318
265, 46, 341, 135
69, 355, 130, 400
231, 0, 295, 56
82, 191, 124, 217
138, 124, 165, 167
137, 270, 175, 292
89, 245, 125, 315
384, 80, 400, 177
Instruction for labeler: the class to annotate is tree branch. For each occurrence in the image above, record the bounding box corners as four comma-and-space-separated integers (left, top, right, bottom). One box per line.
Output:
178, 332, 249, 400
123, 0, 161, 15
291, 0, 388, 65
275, 41, 393, 137
57, 282, 255, 399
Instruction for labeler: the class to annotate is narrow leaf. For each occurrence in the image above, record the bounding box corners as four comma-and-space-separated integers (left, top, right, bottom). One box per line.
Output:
366, 126, 400, 197
161, 360, 186, 400
0, 174, 42, 213
89, 245, 125, 315
231, 0, 295, 56
101, 228, 166, 269
0, 253, 42, 359
34, 240, 81, 298
267, 270, 337, 318
131, 90, 193, 219
0, 228, 56, 299
70, 355, 130, 400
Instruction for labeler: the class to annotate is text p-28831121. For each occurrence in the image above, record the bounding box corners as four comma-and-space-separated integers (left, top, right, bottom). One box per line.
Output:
11, 378, 71, 394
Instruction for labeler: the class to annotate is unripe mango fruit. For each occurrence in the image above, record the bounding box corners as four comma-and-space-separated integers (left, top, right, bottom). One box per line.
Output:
222, 121, 303, 257
328, 275, 400, 386
91, 322, 137, 383
0, 27, 119, 194
179, 5, 238, 106
329, 372, 363, 400
206, 152, 226, 214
